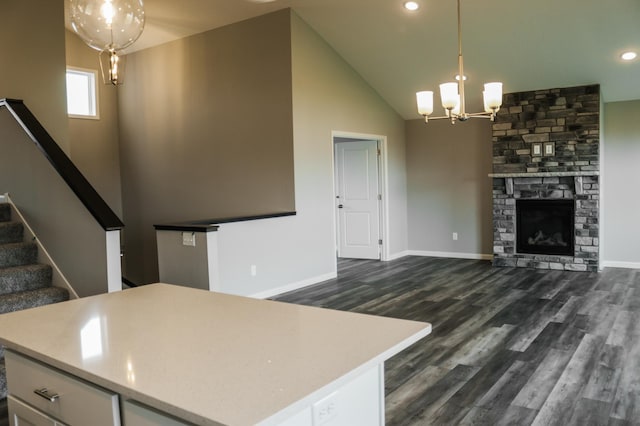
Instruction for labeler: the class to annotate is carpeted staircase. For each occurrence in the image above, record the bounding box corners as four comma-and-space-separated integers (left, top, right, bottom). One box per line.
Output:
0, 203, 69, 399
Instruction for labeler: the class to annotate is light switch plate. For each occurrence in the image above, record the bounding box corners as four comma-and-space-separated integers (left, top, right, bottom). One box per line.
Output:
182, 232, 196, 247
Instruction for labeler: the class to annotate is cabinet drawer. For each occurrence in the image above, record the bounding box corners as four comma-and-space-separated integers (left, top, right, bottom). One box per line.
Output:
8, 395, 66, 426
5, 351, 119, 426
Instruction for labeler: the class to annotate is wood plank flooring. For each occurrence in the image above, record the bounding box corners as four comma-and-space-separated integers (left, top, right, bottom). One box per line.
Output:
274, 256, 640, 425
0, 257, 637, 425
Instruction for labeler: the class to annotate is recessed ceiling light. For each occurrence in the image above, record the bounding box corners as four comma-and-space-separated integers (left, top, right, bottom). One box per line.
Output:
455, 74, 467, 81
404, 1, 420, 11
621, 51, 638, 61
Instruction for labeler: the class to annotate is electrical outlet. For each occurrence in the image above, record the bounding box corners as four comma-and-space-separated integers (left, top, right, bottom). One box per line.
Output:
313, 391, 338, 425
452, 232, 458, 241
251, 265, 257, 276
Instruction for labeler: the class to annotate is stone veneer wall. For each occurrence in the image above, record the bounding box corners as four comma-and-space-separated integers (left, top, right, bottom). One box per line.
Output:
491, 85, 600, 272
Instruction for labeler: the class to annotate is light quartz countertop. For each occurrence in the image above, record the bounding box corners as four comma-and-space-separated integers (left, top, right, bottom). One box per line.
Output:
0, 284, 431, 425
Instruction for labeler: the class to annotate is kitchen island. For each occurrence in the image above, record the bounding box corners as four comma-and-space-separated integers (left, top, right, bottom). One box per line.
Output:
0, 284, 430, 425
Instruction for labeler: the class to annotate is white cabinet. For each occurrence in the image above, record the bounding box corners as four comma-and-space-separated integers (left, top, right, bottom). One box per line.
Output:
5, 351, 190, 426
122, 400, 191, 426
5, 351, 119, 426
7, 396, 66, 426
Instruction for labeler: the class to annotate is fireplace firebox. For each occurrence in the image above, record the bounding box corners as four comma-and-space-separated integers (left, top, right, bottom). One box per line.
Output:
516, 199, 575, 256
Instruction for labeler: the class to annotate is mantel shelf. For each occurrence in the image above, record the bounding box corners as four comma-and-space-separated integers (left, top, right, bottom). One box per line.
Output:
489, 171, 600, 178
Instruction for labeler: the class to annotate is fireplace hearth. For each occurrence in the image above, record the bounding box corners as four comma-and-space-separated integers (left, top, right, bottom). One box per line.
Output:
516, 199, 574, 256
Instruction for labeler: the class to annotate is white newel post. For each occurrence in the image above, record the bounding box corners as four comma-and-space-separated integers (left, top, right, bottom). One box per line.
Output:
106, 230, 122, 292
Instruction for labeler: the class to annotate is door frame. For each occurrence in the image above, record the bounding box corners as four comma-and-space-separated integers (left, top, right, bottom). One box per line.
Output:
331, 131, 390, 261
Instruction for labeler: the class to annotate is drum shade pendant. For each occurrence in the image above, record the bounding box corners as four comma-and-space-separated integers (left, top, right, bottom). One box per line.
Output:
416, 0, 502, 124
68, 0, 145, 85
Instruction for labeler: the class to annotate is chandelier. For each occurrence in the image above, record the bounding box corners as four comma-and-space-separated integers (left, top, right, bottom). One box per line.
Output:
416, 0, 503, 124
68, 0, 145, 85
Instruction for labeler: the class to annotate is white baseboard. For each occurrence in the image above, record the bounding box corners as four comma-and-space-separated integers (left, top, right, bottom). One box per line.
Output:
385, 251, 410, 261
250, 271, 338, 299
407, 250, 493, 261
601, 260, 640, 270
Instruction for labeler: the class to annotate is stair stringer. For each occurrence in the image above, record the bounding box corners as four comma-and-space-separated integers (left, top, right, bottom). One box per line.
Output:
1, 194, 78, 299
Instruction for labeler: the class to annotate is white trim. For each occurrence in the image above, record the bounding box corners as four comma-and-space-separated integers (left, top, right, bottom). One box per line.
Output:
249, 271, 337, 299
106, 230, 122, 293
331, 131, 390, 262
601, 261, 640, 270
386, 250, 410, 261
4, 193, 79, 299
408, 250, 493, 261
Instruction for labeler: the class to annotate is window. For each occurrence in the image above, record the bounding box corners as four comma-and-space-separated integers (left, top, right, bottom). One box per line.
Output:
66, 68, 99, 119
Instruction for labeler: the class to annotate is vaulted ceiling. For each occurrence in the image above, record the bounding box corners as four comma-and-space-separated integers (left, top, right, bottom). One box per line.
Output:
67, 0, 640, 119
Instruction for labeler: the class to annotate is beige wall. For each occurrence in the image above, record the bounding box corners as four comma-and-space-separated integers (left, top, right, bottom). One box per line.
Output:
603, 100, 640, 267
65, 31, 123, 217
118, 10, 295, 283
406, 118, 493, 257
0, 0, 69, 151
290, 11, 408, 259
209, 11, 408, 297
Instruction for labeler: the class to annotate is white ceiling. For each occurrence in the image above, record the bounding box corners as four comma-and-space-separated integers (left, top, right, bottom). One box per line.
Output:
67, 0, 640, 119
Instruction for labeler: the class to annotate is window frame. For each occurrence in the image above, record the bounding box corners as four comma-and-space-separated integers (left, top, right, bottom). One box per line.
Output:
66, 66, 100, 120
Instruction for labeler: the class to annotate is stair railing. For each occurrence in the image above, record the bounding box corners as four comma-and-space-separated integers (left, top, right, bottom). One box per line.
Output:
0, 98, 124, 297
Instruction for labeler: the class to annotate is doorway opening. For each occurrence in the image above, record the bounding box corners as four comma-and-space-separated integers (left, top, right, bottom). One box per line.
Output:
332, 132, 388, 261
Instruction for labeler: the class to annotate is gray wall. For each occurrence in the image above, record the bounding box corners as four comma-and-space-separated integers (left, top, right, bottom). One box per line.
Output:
0, 109, 113, 297
290, 11, 408, 259
65, 31, 123, 218
406, 118, 493, 257
118, 10, 295, 283
0, 0, 69, 152
603, 100, 640, 267
207, 11, 408, 298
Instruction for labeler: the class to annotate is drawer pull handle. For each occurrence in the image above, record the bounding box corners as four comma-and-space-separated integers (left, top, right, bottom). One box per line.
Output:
34, 388, 60, 402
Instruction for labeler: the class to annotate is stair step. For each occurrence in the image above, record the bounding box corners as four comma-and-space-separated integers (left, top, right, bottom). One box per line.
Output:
0, 264, 52, 295
0, 359, 5, 399
0, 287, 69, 315
0, 204, 9, 223
0, 242, 37, 269
0, 222, 24, 245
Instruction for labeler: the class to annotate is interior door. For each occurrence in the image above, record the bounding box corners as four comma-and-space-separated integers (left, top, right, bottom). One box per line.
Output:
335, 140, 380, 259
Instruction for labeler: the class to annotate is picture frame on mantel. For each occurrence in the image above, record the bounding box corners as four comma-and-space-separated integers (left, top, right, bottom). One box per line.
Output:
532, 143, 542, 157
544, 142, 555, 156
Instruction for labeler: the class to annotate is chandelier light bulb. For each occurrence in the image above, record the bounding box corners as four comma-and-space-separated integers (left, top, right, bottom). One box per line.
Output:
100, 0, 116, 26
439, 82, 459, 110
621, 51, 637, 61
416, 91, 434, 116
483, 82, 503, 109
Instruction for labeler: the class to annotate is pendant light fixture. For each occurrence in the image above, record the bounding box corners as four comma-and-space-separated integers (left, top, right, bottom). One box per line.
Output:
68, 0, 145, 85
416, 0, 503, 124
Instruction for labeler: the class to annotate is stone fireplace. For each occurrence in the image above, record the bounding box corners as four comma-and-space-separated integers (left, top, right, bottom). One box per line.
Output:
491, 85, 600, 272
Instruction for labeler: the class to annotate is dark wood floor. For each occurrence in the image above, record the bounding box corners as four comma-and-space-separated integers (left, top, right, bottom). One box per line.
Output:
274, 256, 640, 426
2, 257, 638, 425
